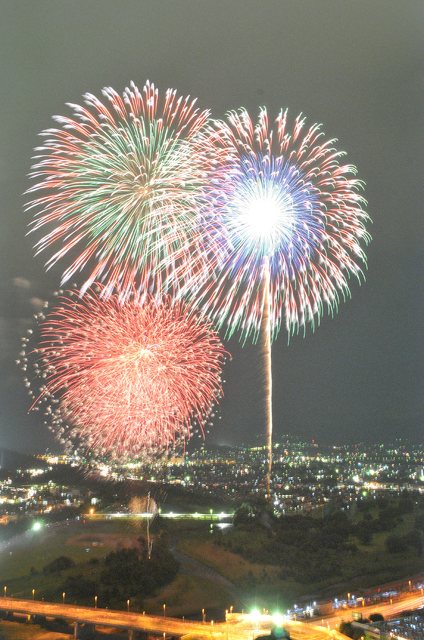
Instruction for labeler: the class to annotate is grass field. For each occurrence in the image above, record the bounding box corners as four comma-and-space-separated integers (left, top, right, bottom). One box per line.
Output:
0, 517, 234, 617
173, 508, 424, 607
0, 519, 142, 601
144, 573, 231, 617
177, 537, 279, 583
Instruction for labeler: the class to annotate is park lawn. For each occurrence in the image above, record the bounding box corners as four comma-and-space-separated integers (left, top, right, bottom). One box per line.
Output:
143, 573, 232, 617
0, 619, 68, 639
3, 558, 106, 602
176, 515, 423, 605
0, 519, 141, 581
177, 536, 279, 584
360, 512, 417, 553
0, 518, 145, 603
340, 548, 422, 588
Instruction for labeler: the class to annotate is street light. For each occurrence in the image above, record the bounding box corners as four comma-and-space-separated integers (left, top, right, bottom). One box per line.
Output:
3, 586, 6, 598
202, 608, 205, 623
62, 592, 66, 605
94, 595, 98, 608
127, 599, 130, 612
163, 603, 166, 618
32, 589, 35, 600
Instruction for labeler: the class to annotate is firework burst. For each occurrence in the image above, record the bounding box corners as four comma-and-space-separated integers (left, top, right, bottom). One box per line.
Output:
26, 81, 219, 298
190, 107, 371, 496
24, 288, 227, 459
193, 108, 371, 342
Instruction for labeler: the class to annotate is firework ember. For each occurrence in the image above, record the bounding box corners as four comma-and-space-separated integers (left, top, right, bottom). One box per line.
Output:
26, 288, 227, 459
191, 107, 371, 497
26, 80, 218, 298
193, 108, 371, 342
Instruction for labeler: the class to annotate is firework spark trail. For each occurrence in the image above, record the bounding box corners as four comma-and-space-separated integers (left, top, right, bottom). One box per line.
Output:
192, 108, 371, 342
189, 107, 371, 496
26, 81, 224, 299
27, 288, 227, 459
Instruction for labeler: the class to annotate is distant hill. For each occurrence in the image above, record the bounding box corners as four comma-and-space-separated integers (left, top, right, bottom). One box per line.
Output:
0, 448, 47, 471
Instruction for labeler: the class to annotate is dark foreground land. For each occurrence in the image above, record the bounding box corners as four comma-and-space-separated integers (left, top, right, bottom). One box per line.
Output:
0, 492, 422, 621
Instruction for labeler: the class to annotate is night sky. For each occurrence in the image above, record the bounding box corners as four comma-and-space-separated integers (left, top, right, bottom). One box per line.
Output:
0, 1, 422, 453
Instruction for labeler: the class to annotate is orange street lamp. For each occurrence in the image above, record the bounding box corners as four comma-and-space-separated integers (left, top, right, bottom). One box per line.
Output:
202, 608, 206, 623
32, 589, 35, 600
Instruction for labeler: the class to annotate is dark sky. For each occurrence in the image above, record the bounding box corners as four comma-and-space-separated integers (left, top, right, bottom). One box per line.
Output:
0, 1, 423, 453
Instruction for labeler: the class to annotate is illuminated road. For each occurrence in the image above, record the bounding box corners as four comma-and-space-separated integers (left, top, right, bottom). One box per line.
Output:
317, 591, 424, 629
1, 592, 423, 639
87, 511, 234, 522
0, 597, 347, 639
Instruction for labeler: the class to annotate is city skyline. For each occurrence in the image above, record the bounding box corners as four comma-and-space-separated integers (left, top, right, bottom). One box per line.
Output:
0, 1, 422, 453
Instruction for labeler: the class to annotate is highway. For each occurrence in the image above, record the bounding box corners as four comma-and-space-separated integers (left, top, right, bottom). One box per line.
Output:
0, 597, 347, 640
1, 591, 423, 639
316, 591, 424, 629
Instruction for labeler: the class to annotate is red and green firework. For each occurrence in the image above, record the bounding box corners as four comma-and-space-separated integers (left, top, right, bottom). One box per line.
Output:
26, 81, 220, 299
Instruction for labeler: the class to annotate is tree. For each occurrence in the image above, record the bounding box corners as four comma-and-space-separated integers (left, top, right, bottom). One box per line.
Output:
338, 621, 363, 639
357, 527, 372, 545
369, 613, 384, 622
61, 575, 96, 600
405, 529, 423, 557
385, 534, 407, 554
43, 556, 75, 574
233, 503, 256, 526
99, 535, 178, 605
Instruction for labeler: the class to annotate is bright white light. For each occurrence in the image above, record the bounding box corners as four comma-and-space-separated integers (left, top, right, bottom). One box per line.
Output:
232, 181, 295, 255
272, 613, 286, 626
245, 195, 282, 240
32, 521, 42, 532
250, 608, 261, 622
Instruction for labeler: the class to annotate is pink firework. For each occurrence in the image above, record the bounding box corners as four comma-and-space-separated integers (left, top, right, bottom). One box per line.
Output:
29, 288, 227, 458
